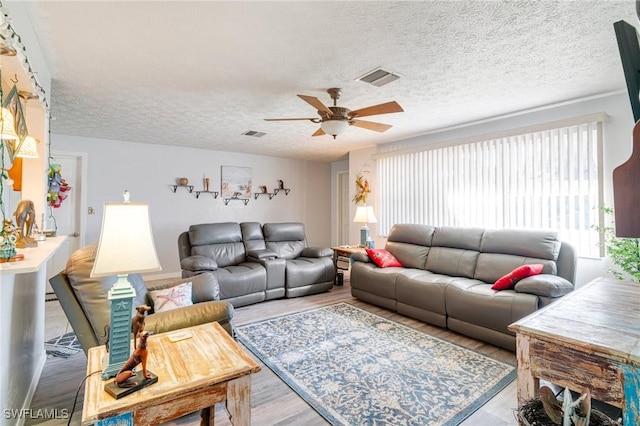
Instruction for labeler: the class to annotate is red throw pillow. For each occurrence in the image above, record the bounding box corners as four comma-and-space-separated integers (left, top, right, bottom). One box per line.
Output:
366, 248, 403, 268
492, 264, 544, 290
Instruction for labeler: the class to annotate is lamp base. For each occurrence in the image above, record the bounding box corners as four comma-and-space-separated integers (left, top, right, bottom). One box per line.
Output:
360, 226, 370, 247
104, 369, 158, 399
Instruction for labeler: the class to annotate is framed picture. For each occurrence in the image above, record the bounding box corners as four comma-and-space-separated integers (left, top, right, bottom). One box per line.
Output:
220, 166, 252, 199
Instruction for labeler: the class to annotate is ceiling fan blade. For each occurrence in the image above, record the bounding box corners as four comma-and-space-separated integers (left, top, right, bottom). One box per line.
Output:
352, 119, 393, 133
312, 128, 326, 137
298, 95, 333, 115
349, 101, 404, 118
264, 118, 318, 121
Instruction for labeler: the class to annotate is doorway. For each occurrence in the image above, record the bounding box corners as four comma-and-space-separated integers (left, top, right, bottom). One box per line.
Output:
46, 151, 87, 281
337, 171, 350, 246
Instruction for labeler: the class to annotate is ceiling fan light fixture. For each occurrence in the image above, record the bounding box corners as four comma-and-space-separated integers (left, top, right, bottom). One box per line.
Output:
321, 119, 349, 138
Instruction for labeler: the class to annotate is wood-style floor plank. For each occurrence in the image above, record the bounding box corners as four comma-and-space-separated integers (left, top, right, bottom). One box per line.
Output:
27, 278, 518, 425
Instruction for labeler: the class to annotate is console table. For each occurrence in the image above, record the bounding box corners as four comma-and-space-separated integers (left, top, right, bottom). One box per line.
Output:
509, 277, 639, 425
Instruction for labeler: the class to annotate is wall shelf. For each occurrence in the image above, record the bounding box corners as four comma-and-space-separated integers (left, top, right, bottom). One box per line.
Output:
273, 188, 291, 196
169, 184, 194, 193
194, 190, 219, 199
223, 193, 250, 205
254, 192, 275, 200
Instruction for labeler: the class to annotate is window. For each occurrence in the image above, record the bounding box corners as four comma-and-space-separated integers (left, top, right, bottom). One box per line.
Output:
376, 114, 604, 257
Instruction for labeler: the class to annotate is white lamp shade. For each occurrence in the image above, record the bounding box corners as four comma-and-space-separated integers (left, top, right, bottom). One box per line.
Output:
353, 205, 378, 224
90, 202, 162, 277
15, 136, 38, 158
321, 119, 349, 136
0, 107, 18, 140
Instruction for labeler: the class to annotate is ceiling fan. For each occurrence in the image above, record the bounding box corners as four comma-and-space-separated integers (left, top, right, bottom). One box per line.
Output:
264, 88, 404, 139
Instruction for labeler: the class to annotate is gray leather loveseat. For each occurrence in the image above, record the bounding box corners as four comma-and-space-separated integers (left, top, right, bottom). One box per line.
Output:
350, 224, 577, 351
178, 222, 335, 307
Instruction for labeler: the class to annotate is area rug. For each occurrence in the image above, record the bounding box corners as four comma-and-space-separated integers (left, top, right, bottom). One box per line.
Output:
237, 302, 515, 426
45, 332, 81, 358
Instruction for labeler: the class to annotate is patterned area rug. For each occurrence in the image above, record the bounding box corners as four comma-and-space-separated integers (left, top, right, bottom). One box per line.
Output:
45, 332, 81, 358
237, 303, 515, 426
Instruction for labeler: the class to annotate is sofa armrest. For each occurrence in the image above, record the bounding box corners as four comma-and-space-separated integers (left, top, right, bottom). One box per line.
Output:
144, 300, 235, 337
301, 247, 333, 258
180, 255, 218, 271
351, 251, 371, 263
514, 274, 574, 298
247, 249, 278, 260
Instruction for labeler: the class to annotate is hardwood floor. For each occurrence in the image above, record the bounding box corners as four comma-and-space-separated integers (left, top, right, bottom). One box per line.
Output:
28, 277, 518, 425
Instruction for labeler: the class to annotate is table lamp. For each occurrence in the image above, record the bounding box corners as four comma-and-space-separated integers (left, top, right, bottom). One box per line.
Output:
91, 192, 161, 380
353, 205, 377, 247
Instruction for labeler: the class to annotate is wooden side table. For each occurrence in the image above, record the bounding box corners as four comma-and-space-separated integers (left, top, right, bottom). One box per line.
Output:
82, 322, 260, 425
331, 246, 366, 285
508, 277, 640, 426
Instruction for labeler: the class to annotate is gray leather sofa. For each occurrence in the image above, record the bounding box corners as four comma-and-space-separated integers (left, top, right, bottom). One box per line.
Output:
178, 222, 334, 306
350, 224, 577, 351
50, 244, 235, 355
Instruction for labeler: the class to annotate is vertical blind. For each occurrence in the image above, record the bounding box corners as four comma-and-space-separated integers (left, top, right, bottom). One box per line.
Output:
377, 118, 604, 257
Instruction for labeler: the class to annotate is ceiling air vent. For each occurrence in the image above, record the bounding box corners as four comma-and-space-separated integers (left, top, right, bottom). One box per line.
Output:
242, 130, 266, 138
356, 67, 401, 87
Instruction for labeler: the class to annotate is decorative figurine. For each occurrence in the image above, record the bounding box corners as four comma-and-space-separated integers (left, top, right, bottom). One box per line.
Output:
260, 185, 268, 193
132, 305, 151, 344
115, 331, 153, 388
177, 177, 188, 186
204, 176, 210, 192
14, 199, 37, 248
0, 218, 18, 261
278, 179, 284, 189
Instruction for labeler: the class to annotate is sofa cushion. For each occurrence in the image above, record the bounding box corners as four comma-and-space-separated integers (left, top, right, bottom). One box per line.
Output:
366, 248, 403, 268
214, 262, 267, 299
385, 224, 435, 269
149, 281, 193, 312
241, 222, 266, 252
492, 264, 544, 290
396, 270, 451, 316
432, 227, 485, 250
446, 280, 539, 335
65, 244, 150, 342
285, 257, 335, 289
189, 223, 246, 267
480, 228, 561, 260
263, 222, 307, 259
425, 247, 479, 278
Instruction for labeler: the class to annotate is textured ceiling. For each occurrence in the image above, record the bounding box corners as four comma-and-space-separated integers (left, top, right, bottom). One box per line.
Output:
16, 1, 638, 162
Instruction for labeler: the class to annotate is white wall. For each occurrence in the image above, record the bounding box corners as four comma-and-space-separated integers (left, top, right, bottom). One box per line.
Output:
349, 92, 635, 287
51, 134, 332, 276
330, 158, 349, 246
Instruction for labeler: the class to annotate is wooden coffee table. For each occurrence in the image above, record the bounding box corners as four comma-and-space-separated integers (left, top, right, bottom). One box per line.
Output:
82, 322, 260, 425
509, 277, 640, 426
